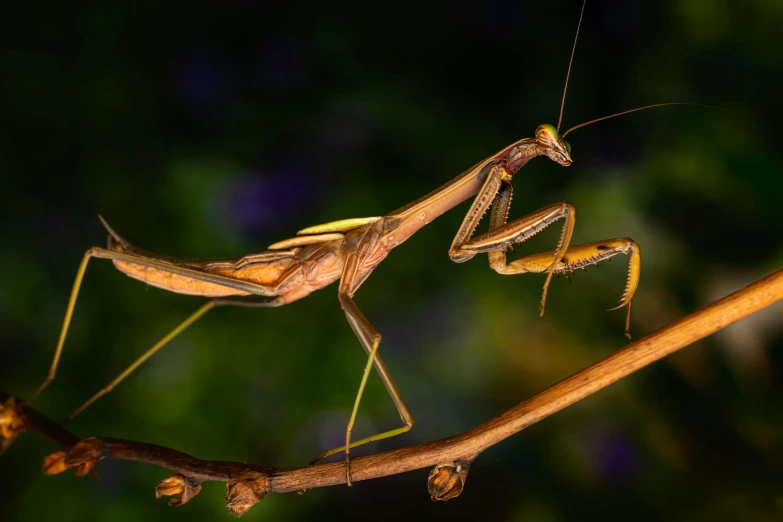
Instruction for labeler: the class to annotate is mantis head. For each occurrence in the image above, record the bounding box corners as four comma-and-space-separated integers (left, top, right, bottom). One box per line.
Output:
535, 124, 572, 166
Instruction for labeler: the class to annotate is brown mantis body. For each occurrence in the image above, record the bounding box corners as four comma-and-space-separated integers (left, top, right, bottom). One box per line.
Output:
10, 0, 710, 485
21, 134, 641, 484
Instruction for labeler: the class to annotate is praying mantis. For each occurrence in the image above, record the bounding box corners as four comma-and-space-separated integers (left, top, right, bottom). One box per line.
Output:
7, 0, 712, 487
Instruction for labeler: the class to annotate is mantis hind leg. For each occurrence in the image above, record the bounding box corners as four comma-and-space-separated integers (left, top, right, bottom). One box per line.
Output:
26, 230, 286, 421
22, 249, 213, 429
64, 295, 287, 424
63, 301, 215, 423
26, 217, 279, 408
25, 251, 94, 405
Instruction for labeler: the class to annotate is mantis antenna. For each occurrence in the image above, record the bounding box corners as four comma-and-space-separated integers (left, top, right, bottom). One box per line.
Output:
561, 103, 727, 137
557, 0, 586, 132
555, 2, 724, 138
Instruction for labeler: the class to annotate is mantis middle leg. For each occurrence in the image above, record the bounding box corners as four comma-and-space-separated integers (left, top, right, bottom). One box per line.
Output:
500, 238, 642, 339
484, 182, 640, 338
311, 252, 414, 486
479, 181, 641, 338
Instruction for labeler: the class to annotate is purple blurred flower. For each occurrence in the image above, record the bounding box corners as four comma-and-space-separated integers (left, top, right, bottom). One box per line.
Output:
252, 40, 306, 89
580, 421, 643, 480
220, 166, 320, 236
177, 52, 232, 107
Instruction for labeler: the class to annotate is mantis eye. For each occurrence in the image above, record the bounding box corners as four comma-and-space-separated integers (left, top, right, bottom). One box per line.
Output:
564, 141, 572, 154
535, 124, 559, 145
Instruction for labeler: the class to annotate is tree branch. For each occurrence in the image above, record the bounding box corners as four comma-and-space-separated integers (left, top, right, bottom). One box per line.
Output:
4, 268, 782, 516
0, 393, 80, 452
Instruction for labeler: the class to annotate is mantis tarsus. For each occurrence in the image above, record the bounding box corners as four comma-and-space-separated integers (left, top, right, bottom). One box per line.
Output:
16, 0, 711, 486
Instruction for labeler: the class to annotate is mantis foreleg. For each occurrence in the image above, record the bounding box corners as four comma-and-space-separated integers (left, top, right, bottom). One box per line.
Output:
449, 165, 575, 315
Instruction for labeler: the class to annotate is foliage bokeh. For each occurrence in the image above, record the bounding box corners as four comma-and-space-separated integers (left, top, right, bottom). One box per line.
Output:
1, 1, 782, 520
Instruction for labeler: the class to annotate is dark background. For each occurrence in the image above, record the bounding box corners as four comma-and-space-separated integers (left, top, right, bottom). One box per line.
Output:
2, 1, 782, 520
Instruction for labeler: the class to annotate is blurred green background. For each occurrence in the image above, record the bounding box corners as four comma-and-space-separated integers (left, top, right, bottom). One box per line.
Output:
2, 0, 782, 520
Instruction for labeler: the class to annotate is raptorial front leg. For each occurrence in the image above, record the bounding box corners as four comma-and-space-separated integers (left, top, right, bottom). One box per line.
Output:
311, 253, 414, 486
447, 163, 575, 315
451, 174, 575, 316
448, 163, 506, 263
505, 238, 641, 339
